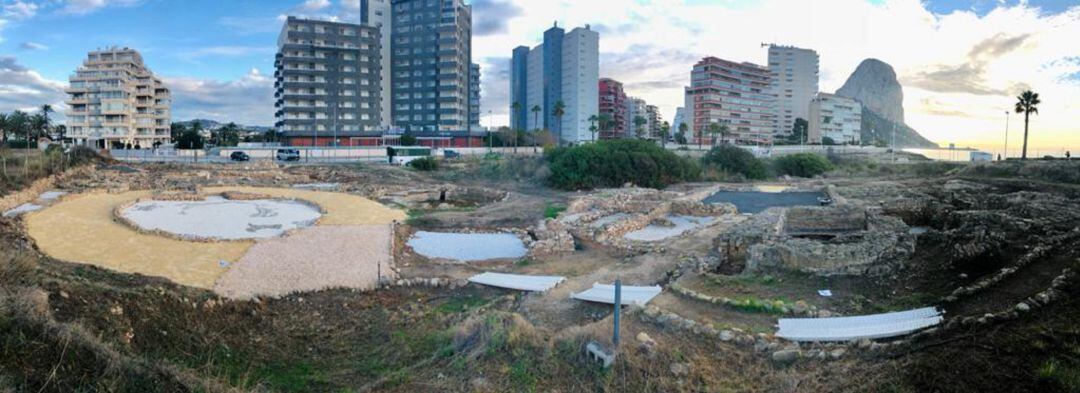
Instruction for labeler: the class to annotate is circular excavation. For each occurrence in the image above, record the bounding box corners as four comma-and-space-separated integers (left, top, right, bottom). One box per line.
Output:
119, 196, 322, 241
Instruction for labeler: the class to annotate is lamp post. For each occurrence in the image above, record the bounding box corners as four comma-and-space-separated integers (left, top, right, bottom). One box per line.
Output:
1003, 111, 1010, 160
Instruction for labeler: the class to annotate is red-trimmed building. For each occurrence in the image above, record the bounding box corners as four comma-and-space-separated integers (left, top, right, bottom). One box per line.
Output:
283, 131, 484, 148
598, 78, 628, 139
685, 57, 776, 145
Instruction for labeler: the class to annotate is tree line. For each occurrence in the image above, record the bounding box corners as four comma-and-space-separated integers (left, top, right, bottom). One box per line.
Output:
0, 105, 63, 148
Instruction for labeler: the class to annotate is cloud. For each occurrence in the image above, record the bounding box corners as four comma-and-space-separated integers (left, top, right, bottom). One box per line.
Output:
3, 1, 38, 20
59, 0, 143, 16
19, 41, 47, 50
903, 33, 1032, 95
0, 56, 66, 113
297, 0, 331, 13
472, 0, 524, 36
164, 68, 275, 126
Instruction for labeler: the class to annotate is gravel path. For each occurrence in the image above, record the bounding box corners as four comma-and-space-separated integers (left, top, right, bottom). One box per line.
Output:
213, 225, 394, 299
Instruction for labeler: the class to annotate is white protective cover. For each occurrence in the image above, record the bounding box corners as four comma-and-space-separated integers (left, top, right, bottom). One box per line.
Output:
777, 307, 943, 342
468, 272, 565, 292
571, 283, 662, 306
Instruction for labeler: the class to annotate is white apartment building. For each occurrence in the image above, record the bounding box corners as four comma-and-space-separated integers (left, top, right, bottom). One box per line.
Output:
625, 97, 647, 137
65, 47, 170, 149
767, 44, 818, 137
808, 93, 862, 144
361, 0, 392, 128
516, 24, 598, 145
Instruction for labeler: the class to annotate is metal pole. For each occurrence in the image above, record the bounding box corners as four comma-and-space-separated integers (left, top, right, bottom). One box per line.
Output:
1003, 111, 1010, 160
613, 279, 621, 347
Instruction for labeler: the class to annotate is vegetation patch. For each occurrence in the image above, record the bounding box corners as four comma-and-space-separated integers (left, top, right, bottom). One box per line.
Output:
545, 139, 700, 190
772, 153, 835, 178
407, 156, 440, 171
701, 145, 767, 180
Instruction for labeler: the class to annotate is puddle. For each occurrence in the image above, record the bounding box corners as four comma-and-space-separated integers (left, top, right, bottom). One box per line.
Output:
704, 191, 823, 214
3, 203, 43, 218
407, 231, 527, 261
292, 183, 340, 191
590, 213, 630, 228
38, 191, 67, 201
624, 215, 716, 242
909, 226, 930, 235
121, 196, 322, 240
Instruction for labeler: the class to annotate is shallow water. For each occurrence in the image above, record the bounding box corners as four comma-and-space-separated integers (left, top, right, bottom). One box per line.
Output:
2, 203, 42, 217
407, 231, 527, 261
624, 215, 716, 242
121, 196, 322, 240
704, 191, 823, 214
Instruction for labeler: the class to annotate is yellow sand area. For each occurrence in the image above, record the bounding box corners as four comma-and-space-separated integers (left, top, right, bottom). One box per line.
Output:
25, 186, 404, 289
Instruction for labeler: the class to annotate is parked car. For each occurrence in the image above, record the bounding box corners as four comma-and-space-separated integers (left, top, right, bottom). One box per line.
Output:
443, 149, 461, 159
276, 149, 301, 161
229, 151, 250, 162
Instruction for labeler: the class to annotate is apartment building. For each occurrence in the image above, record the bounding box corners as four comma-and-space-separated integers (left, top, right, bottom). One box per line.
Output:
511, 23, 599, 145
684, 56, 776, 145
672, 107, 687, 135
274, 17, 382, 146
646, 104, 662, 139
360, 0, 393, 128
391, 0, 474, 132
625, 97, 647, 138
767, 44, 819, 137
808, 93, 862, 144
470, 62, 481, 126
597, 78, 627, 139
65, 47, 170, 149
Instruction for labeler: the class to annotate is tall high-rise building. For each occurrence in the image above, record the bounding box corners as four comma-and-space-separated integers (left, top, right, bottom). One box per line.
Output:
808, 93, 862, 145
510, 46, 530, 130
672, 107, 687, 136
646, 104, 662, 139
767, 44, 818, 137
391, 0, 474, 132
470, 63, 481, 127
511, 23, 599, 145
684, 56, 775, 145
360, 0, 392, 128
597, 78, 627, 139
65, 47, 171, 149
274, 17, 382, 145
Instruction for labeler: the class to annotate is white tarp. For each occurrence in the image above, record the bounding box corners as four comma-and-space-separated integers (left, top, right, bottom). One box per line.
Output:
777, 307, 943, 342
468, 272, 565, 292
571, 283, 662, 306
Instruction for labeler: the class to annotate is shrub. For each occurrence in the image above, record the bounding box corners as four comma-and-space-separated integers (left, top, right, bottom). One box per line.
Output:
545, 139, 700, 190
772, 153, 834, 178
701, 145, 767, 180
407, 156, 439, 171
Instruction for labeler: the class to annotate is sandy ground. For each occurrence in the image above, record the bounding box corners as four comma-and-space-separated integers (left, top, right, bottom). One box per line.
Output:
25, 186, 404, 289
214, 225, 394, 299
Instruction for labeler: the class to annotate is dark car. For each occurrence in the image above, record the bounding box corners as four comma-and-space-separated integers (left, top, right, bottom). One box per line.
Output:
443, 149, 461, 159
229, 151, 250, 161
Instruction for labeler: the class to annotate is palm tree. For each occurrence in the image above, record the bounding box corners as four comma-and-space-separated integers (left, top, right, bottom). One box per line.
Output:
39, 104, 53, 138
511, 101, 522, 127
678, 122, 688, 145
552, 101, 566, 146
1014, 90, 1040, 160
660, 121, 670, 149
707, 122, 721, 147
587, 114, 598, 142
597, 113, 612, 139
530, 105, 542, 132
633, 116, 647, 139
0, 113, 8, 144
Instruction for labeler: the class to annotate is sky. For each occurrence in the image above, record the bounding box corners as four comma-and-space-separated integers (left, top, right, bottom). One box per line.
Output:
0, 0, 1078, 153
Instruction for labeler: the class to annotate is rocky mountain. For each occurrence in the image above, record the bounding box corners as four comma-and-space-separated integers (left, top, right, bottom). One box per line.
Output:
836, 59, 938, 148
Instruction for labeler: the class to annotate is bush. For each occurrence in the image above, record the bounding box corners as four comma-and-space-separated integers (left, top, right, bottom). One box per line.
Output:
701, 145, 767, 180
545, 139, 700, 190
772, 153, 834, 178
407, 156, 439, 171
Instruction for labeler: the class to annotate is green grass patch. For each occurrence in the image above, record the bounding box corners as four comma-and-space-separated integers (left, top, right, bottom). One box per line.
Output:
543, 203, 566, 219
509, 358, 538, 392
256, 361, 327, 392
728, 297, 790, 314
436, 295, 490, 314
1036, 359, 1080, 391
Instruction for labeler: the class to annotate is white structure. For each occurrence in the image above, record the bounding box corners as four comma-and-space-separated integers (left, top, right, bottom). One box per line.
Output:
571, 283, 662, 306
65, 47, 171, 149
361, 0, 392, 128
808, 93, 862, 144
468, 272, 565, 292
672, 107, 687, 135
777, 307, 942, 342
517, 24, 599, 144
625, 97, 647, 137
767, 44, 819, 137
